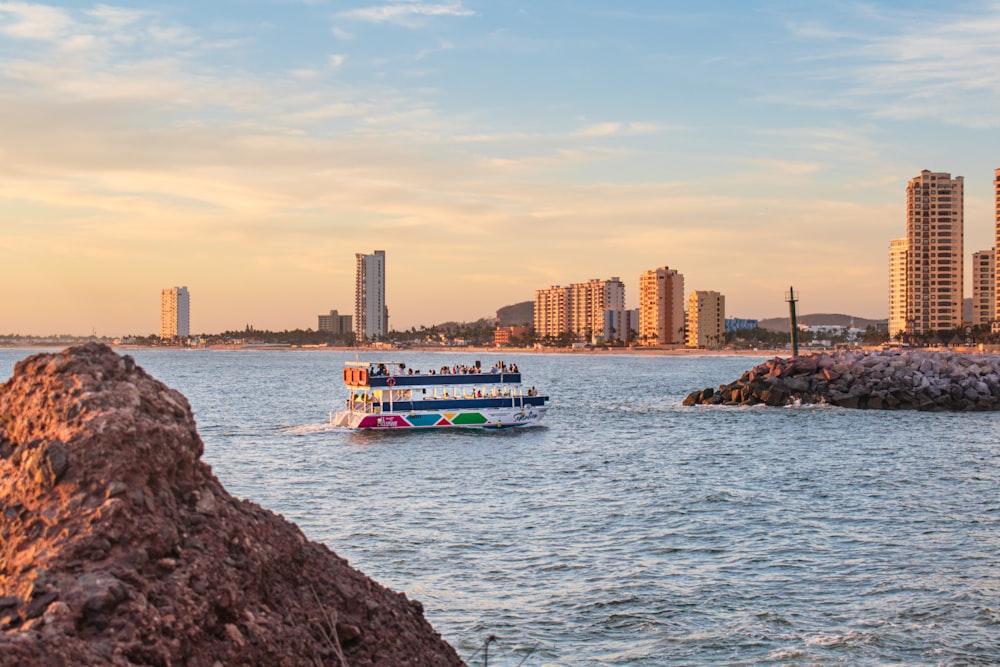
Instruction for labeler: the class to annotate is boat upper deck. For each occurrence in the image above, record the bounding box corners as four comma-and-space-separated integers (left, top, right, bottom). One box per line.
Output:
343, 361, 524, 389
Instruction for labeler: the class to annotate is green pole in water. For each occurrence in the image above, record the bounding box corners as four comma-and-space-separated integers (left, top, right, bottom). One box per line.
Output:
786, 286, 799, 357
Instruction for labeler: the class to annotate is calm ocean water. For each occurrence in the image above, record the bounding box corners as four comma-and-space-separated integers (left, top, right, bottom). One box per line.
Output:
3, 348, 999, 666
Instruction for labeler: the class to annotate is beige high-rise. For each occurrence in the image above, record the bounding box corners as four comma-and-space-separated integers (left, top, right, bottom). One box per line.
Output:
160, 286, 190, 339
972, 249, 995, 327
686, 290, 725, 348
994, 169, 1000, 327
638, 266, 685, 346
534, 277, 626, 343
534, 285, 571, 341
905, 170, 963, 333
888, 238, 907, 339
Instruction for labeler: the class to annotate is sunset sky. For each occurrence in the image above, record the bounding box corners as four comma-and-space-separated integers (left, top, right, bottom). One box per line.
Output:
2, 1, 1000, 336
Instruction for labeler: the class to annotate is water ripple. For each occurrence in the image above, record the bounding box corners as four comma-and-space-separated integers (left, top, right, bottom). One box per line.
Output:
3, 349, 994, 666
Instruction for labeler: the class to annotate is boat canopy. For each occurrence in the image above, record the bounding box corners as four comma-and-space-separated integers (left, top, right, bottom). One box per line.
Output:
342, 361, 522, 388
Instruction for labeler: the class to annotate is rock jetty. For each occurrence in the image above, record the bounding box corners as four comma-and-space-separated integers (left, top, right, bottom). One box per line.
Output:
0, 343, 465, 666
684, 349, 1000, 411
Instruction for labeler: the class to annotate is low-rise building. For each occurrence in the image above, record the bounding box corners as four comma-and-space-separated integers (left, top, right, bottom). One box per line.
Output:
318, 309, 352, 335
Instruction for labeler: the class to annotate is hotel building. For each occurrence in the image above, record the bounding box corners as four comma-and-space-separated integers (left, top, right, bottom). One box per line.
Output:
888, 238, 908, 339
972, 249, 995, 327
160, 286, 190, 339
904, 170, 964, 334
638, 266, 685, 346
534, 277, 626, 343
355, 250, 387, 341
686, 290, 725, 348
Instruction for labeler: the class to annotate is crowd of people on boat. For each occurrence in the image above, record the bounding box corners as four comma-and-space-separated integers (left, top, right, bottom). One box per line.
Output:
367, 360, 519, 376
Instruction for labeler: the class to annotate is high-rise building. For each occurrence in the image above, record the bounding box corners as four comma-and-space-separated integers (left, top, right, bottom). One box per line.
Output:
318, 309, 353, 335
686, 290, 725, 348
888, 238, 908, 339
993, 169, 1000, 328
904, 170, 964, 334
160, 286, 190, 339
972, 249, 995, 327
534, 277, 625, 343
355, 250, 387, 341
638, 266, 685, 346
568, 277, 626, 343
534, 285, 570, 341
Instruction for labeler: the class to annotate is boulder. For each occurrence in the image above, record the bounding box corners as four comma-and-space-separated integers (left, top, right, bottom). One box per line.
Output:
0, 344, 465, 666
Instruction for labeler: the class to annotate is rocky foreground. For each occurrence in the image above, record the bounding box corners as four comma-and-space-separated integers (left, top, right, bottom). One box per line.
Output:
0, 344, 465, 666
684, 349, 1000, 411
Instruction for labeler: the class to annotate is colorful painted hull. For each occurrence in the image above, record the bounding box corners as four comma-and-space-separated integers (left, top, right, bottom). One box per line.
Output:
333, 405, 547, 430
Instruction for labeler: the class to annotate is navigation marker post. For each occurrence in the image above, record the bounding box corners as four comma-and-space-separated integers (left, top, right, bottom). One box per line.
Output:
786, 286, 799, 357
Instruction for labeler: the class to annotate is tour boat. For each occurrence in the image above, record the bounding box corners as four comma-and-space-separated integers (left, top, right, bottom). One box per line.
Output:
331, 360, 549, 430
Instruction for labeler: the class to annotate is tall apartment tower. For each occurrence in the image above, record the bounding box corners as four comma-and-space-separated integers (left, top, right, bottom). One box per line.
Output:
534, 286, 570, 341
994, 169, 1000, 327
888, 238, 908, 339
638, 266, 685, 346
905, 170, 963, 333
972, 249, 995, 327
160, 286, 190, 339
568, 277, 626, 343
686, 290, 725, 348
355, 250, 387, 341
534, 277, 625, 343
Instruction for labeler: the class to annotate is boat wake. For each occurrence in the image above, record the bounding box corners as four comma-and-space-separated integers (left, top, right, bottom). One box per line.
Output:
282, 423, 339, 436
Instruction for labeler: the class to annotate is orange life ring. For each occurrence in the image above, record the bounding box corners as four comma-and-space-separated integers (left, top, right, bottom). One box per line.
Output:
358, 369, 368, 385
386, 377, 396, 387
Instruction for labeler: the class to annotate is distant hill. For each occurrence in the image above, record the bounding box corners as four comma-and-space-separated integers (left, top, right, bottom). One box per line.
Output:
497, 301, 533, 326
758, 313, 886, 332
434, 317, 496, 332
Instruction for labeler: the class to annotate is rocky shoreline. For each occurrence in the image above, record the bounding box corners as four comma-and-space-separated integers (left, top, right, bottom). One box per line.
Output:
0, 344, 464, 666
684, 349, 1000, 411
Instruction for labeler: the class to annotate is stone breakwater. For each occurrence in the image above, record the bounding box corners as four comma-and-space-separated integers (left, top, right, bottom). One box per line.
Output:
684, 349, 1000, 411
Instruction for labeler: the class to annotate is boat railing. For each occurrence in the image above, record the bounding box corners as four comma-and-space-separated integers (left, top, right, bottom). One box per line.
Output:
359, 372, 521, 389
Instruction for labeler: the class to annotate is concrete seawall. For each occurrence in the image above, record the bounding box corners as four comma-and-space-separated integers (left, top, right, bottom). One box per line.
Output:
684, 349, 1000, 411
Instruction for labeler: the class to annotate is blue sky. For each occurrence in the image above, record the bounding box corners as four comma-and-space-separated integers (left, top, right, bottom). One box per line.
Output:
2, 1, 999, 335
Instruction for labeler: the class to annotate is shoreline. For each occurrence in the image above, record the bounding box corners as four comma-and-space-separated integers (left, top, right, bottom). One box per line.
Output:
5, 343, 995, 358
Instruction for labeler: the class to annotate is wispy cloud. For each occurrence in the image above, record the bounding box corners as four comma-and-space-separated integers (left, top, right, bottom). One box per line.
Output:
785, 4, 1000, 128
752, 159, 823, 176
573, 121, 672, 138
0, 2, 72, 40
338, 2, 473, 26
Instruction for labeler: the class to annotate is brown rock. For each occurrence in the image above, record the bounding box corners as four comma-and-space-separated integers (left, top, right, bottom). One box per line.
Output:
0, 344, 465, 667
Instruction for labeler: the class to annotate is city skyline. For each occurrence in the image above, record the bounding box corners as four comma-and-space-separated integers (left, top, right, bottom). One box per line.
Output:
2, 1, 1000, 336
